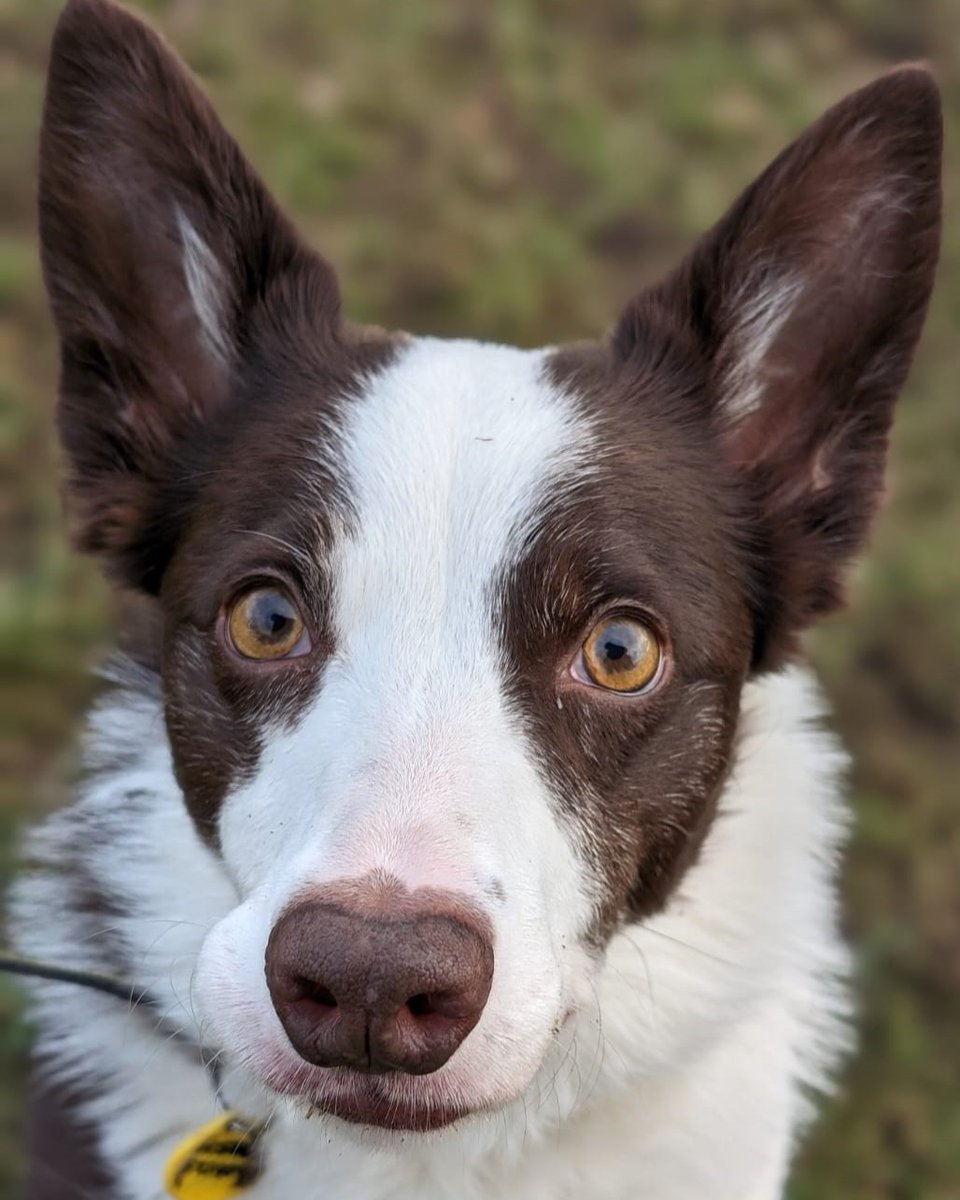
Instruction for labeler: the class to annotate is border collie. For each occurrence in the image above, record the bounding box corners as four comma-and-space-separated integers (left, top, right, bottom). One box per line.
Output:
9, 1, 941, 1197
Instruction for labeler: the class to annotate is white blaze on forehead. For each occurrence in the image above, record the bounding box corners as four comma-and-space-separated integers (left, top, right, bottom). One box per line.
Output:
217, 335, 601, 896
331, 337, 596, 675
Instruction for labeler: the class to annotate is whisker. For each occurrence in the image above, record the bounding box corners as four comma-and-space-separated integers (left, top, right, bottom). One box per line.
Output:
638, 923, 745, 969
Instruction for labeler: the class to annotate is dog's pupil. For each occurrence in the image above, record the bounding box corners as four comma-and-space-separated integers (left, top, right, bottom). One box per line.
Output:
251, 592, 293, 640
600, 624, 639, 670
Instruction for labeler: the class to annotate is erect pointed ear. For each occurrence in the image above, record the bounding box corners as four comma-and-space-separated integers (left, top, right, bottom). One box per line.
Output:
614, 69, 942, 669
40, 0, 341, 592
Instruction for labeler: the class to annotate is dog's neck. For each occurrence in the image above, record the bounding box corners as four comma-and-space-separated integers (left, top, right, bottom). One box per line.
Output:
13, 662, 849, 1200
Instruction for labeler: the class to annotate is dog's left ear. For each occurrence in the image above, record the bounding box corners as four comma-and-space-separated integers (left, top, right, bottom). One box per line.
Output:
616, 69, 942, 669
39, 0, 342, 593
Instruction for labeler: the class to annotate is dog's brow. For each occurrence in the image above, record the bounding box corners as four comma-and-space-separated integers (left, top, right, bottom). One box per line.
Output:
231, 529, 315, 572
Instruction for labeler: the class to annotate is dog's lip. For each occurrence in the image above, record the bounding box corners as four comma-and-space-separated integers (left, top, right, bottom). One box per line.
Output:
265, 1063, 471, 1132
309, 1080, 468, 1132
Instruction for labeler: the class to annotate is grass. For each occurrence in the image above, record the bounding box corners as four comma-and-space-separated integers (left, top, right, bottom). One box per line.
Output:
1, 1, 958, 1196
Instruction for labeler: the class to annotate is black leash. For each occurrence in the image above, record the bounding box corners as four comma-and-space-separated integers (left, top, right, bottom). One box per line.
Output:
0, 952, 156, 1006
0, 950, 215, 1058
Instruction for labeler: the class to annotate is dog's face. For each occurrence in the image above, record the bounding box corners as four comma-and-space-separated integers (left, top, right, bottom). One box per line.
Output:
40, 0, 940, 1135
162, 335, 755, 1128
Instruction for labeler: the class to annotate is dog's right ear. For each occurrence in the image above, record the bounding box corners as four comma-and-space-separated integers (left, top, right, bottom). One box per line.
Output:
612, 68, 941, 669
40, 0, 341, 592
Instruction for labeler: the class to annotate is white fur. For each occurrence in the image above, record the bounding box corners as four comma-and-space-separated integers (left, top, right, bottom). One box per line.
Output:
175, 208, 230, 364
723, 274, 805, 421
10, 340, 850, 1200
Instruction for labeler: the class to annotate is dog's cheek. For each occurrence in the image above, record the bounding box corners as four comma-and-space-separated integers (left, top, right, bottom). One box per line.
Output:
194, 894, 291, 1067
621, 680, 743, 920
161, 629, 265, 844
547, 677, 745, 944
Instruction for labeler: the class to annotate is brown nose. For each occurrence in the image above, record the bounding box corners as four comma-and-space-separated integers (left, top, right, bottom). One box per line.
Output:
265, 884, 494, 1075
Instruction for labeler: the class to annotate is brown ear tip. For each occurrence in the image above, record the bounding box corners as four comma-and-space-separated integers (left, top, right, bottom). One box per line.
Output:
55, 0, 121, 29
885, 61, 939, 86
829, 65, 943, 173
867, 63, 942, 122
52, 0, 153, 52
46, 0, 189, 128
887, 63, 941, 101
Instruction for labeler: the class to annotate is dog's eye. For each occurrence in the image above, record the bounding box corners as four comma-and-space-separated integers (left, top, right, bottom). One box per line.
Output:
227, 587, 309, 660
578, 617, 662, 694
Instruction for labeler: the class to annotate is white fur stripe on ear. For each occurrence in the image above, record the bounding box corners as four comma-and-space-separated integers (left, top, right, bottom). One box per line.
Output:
175, 207, 230, 363
722, 273, 805, 421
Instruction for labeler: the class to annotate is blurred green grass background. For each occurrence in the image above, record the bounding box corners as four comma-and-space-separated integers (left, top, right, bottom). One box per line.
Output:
0, 1, 958, 1196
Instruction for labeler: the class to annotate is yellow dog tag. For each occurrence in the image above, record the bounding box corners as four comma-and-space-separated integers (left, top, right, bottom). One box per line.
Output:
164, 1110, 265, 1199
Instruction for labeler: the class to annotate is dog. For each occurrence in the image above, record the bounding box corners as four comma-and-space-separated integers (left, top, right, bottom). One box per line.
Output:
8, 0, 942, 1197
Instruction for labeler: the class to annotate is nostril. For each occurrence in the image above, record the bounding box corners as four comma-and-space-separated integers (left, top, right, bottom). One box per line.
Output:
292, 977, 338, 1008
405, 990, 471, 1021
406, 992, 433, 1018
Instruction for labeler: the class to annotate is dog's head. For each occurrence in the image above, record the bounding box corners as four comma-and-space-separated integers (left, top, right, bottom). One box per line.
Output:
40, 0, 940, 1135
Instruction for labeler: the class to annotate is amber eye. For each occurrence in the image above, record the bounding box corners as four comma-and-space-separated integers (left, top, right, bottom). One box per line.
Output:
227, 587, 308, 660
580, 617, 662, 693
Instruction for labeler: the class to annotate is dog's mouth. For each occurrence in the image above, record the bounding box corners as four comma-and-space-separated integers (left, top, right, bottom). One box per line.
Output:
306, 1076, 468, 1132
267, 1063, 473, 1133
247, 1002, 578, 1133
